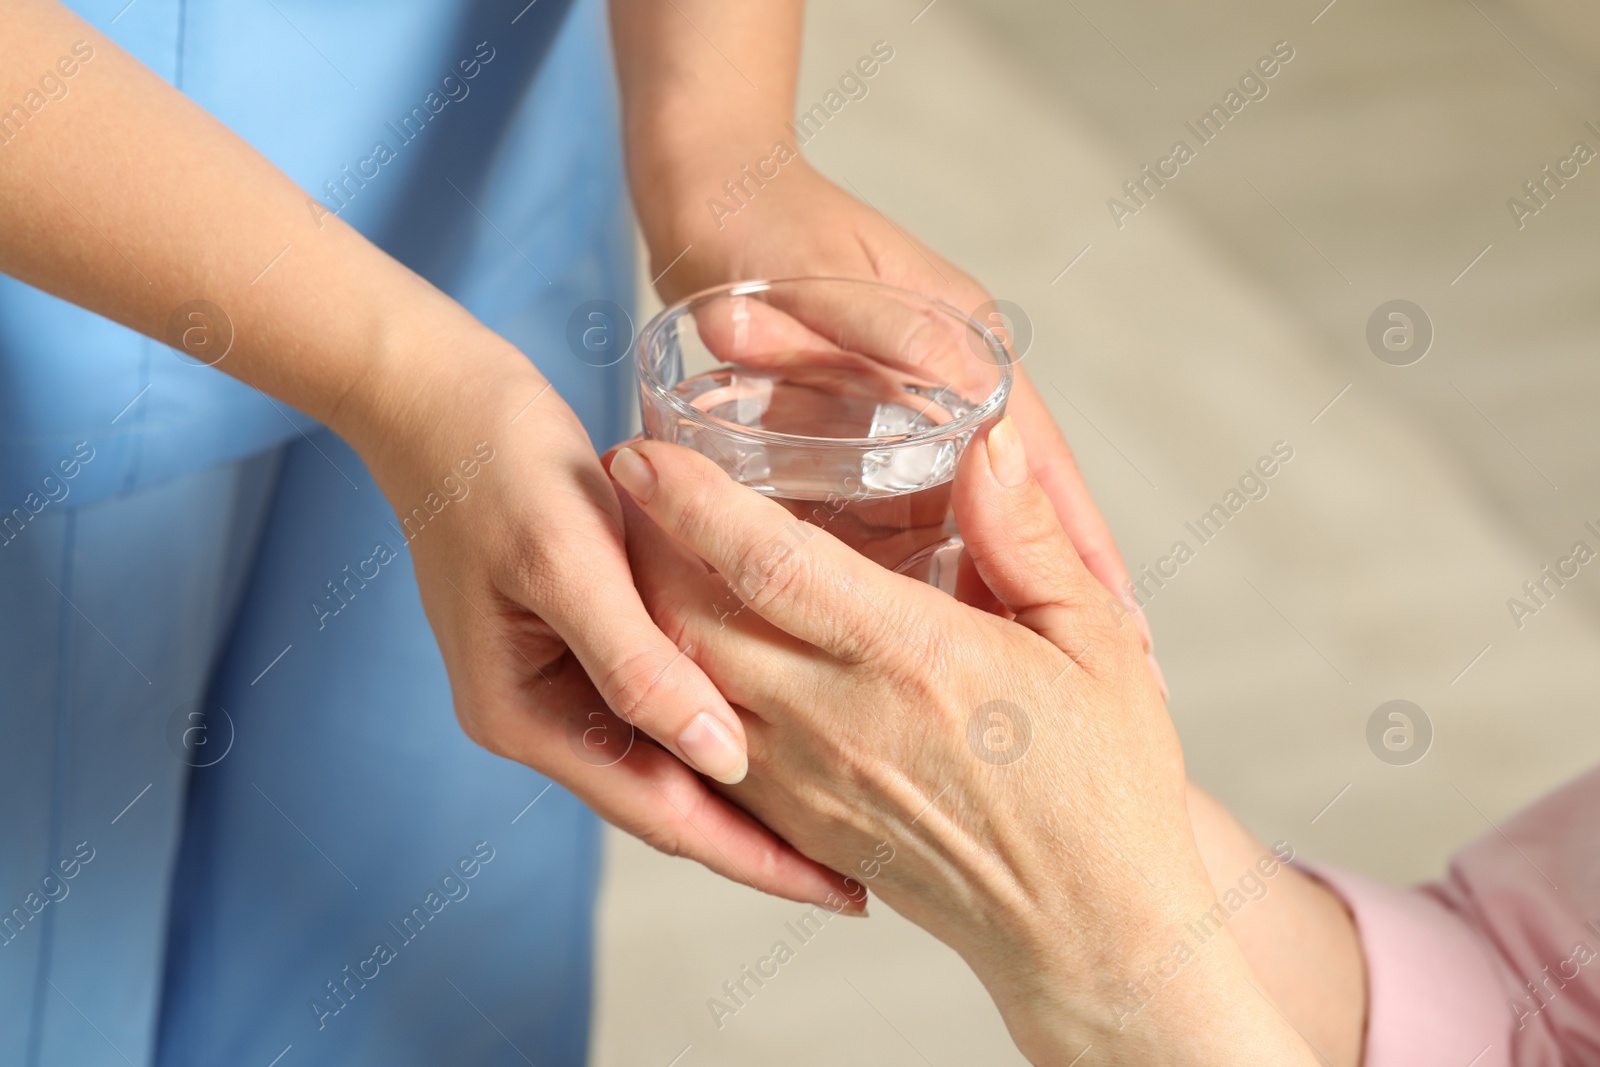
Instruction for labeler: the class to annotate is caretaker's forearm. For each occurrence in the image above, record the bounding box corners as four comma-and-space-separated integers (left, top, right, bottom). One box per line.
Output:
608, 0, 805, 250
0, 0, 525, 448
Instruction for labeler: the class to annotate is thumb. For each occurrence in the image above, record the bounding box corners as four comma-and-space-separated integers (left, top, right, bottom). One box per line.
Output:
953, 417, 1144, 665
1007, 370, 1154, 654
548, 529, 751, 787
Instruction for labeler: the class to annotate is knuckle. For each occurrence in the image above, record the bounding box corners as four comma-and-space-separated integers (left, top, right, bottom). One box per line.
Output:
806, 580, 888, 666
853, 595, 918, 668
1086, 586, 1145, 652
634, 818, 687, 860
1066, 599, 1122, 655
650, 598, 697, 656
453, 701, 503, 756
730, 521, 813, 609
886, 617, 958, 702
898, 310, 952, 371
742, 541, 809, 614
1016, 522, 1075, 580
667, 474, 723, 556
631, 772, 714, 862
1070, 595, 1145, 675
599, 648, 682, 728
1099, 628, 1148, 688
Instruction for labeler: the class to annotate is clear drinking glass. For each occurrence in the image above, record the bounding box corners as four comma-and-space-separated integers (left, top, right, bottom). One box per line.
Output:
635, 278, 1014, 591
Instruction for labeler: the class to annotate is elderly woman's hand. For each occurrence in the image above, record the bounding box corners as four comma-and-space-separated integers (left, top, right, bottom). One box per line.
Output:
607, 420, 1318, 1066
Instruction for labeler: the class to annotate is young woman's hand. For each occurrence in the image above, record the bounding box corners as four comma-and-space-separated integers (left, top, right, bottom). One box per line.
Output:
610, 2, 1158, 686
638, 158, 1162, 693
607, 421, 1316, 1066
338, 308, 857, 912
0, 0, 852, 914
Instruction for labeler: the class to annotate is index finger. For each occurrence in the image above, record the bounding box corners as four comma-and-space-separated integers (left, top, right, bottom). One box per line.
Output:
607, 440, 939, 665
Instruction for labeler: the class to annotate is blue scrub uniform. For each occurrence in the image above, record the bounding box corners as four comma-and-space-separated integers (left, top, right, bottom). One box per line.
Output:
0, 2, 634, 1064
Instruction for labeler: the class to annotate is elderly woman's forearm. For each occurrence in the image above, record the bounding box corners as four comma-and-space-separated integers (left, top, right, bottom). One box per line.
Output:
1185, 783, 1366, 1066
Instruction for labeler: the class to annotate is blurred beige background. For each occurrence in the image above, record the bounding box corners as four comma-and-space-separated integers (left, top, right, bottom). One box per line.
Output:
592, 1, 1600, 1062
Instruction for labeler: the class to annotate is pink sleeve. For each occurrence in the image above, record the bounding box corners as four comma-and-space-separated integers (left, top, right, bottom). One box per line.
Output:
1304, 765, 1600, 1067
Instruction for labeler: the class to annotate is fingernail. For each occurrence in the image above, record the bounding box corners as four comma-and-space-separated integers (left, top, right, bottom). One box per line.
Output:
678, 712, 747, 785
834, 887, 870, 916
1132, 601, 1154, 654
1147, 652, 1169, 704
987, 416, 1029, 487
610, 447, 658, 504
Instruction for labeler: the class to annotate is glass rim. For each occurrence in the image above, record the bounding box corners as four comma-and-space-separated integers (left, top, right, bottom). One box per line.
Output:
634, 276, 1015, 450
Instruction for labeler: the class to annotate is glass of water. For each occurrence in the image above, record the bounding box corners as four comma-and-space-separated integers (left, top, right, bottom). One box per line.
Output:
635, 278, 1014, 590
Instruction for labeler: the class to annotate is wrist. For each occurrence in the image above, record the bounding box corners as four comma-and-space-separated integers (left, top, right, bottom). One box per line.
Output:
987, 916, 1319, 1067
946, 864, 1318, 1067
322, 279, 543, 478
625, 102, 805, 257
